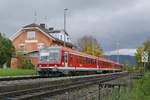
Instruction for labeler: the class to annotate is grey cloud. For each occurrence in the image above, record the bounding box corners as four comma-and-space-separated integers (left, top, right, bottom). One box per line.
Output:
0, 0, 149, 51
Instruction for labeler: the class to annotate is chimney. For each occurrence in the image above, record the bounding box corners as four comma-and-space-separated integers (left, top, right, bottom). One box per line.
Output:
49, 27, 54, 31
40, 23, 45, 28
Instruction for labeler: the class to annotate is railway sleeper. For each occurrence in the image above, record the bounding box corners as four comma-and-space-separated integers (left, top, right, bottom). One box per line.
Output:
1, 75, 121, 100
2, 77, 115, 100
0, 72, 127, 100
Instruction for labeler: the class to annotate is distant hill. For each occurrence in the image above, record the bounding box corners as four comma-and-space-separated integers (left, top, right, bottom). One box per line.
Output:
104, 55, 136, 66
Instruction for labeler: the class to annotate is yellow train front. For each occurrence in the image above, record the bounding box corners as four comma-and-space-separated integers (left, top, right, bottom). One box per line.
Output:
37, 47, 123, 76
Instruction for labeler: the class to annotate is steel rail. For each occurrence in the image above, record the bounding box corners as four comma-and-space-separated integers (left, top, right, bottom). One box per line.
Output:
0, 75, 40, 81
0, 72, 127, 100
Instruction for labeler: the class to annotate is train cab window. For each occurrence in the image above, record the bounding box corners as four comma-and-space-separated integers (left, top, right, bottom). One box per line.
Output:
40, 48, 60, 63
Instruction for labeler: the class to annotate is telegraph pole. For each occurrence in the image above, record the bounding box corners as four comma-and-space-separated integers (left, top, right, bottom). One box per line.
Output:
92, 39, 94, 56
116, 42, 120, 63
64, 8, 68, 47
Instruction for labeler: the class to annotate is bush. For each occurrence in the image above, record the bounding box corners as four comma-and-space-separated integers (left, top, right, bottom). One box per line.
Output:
22, 60, 34, 69
123, 62, 132, 72
109, 72, 150, 100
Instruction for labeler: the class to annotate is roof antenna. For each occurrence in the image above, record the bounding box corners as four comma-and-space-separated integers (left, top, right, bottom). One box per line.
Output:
34, 10, 37, 23
44, 16, 47, 23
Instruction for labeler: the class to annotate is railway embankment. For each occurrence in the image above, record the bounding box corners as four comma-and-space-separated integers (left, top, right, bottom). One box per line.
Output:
107, 72, 150, 100
0, 72, 127, 100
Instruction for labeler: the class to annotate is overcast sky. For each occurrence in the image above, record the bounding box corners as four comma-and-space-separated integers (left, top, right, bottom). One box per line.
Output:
0, 0, 149, 51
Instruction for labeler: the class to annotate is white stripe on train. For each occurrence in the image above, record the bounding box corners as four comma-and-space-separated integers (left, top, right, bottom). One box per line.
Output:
38, 66, 120, 71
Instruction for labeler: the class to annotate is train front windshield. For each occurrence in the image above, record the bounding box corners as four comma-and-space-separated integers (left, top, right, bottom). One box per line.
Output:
40, 48, 60, 64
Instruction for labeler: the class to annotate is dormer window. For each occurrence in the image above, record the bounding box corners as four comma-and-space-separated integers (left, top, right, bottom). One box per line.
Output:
27, 31, 35, 40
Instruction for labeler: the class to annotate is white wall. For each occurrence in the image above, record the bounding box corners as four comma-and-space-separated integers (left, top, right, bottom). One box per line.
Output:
50, 32, 71, 43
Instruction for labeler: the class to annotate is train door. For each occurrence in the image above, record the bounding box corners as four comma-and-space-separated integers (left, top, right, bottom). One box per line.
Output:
64, 52, 68, 67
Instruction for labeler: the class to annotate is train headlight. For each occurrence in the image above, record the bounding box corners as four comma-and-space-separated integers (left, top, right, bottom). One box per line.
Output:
38, 64, 42, 67
37, 67, 41, 71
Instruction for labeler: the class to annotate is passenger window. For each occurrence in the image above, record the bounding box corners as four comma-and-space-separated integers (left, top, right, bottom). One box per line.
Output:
62, 52, 68, 63
64, 53, 68, 63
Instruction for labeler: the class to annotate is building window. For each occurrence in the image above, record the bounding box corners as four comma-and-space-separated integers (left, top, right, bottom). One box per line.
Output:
27, 31, 35, 40
60, 35, 62, 40
18, 44, 25, 51
38, 43, 45, 49
67, 37, 69, 41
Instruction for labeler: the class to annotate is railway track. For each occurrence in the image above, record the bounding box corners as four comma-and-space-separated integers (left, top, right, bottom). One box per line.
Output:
0, 72, 127, 100
0, 75, 40, 81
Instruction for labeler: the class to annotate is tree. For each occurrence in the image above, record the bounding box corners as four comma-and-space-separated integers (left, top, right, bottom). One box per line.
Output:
123, 62, 132, 72
78, 35, 103, 57
16, 53, 34, 69
143, 40, 150, 70
15, 52, 26, 68
135, 39, 150, 72
0, 33, 15, 67
135, 47, 143, 72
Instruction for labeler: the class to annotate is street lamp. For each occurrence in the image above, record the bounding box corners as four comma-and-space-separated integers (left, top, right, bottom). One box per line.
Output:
64, 8, 68, 47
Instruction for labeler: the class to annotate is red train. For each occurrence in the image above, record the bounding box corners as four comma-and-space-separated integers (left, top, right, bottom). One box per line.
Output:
37, 46, 123, 76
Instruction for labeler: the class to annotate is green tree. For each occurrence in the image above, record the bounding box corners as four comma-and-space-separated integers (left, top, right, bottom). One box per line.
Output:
78, 35, 103, 57
16, 53, 26, 68
123, 62, 132, 72
22, 60, 34, 69
135, 47, 143, 72
135, 39, 150, 72
15, 52, 35, 69
0, 33, 15, 67
143, 40, 150, 70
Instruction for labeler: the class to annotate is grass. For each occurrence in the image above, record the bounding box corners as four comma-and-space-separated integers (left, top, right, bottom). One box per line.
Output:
0, 68, 38, 76
108, 72, 150, 100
